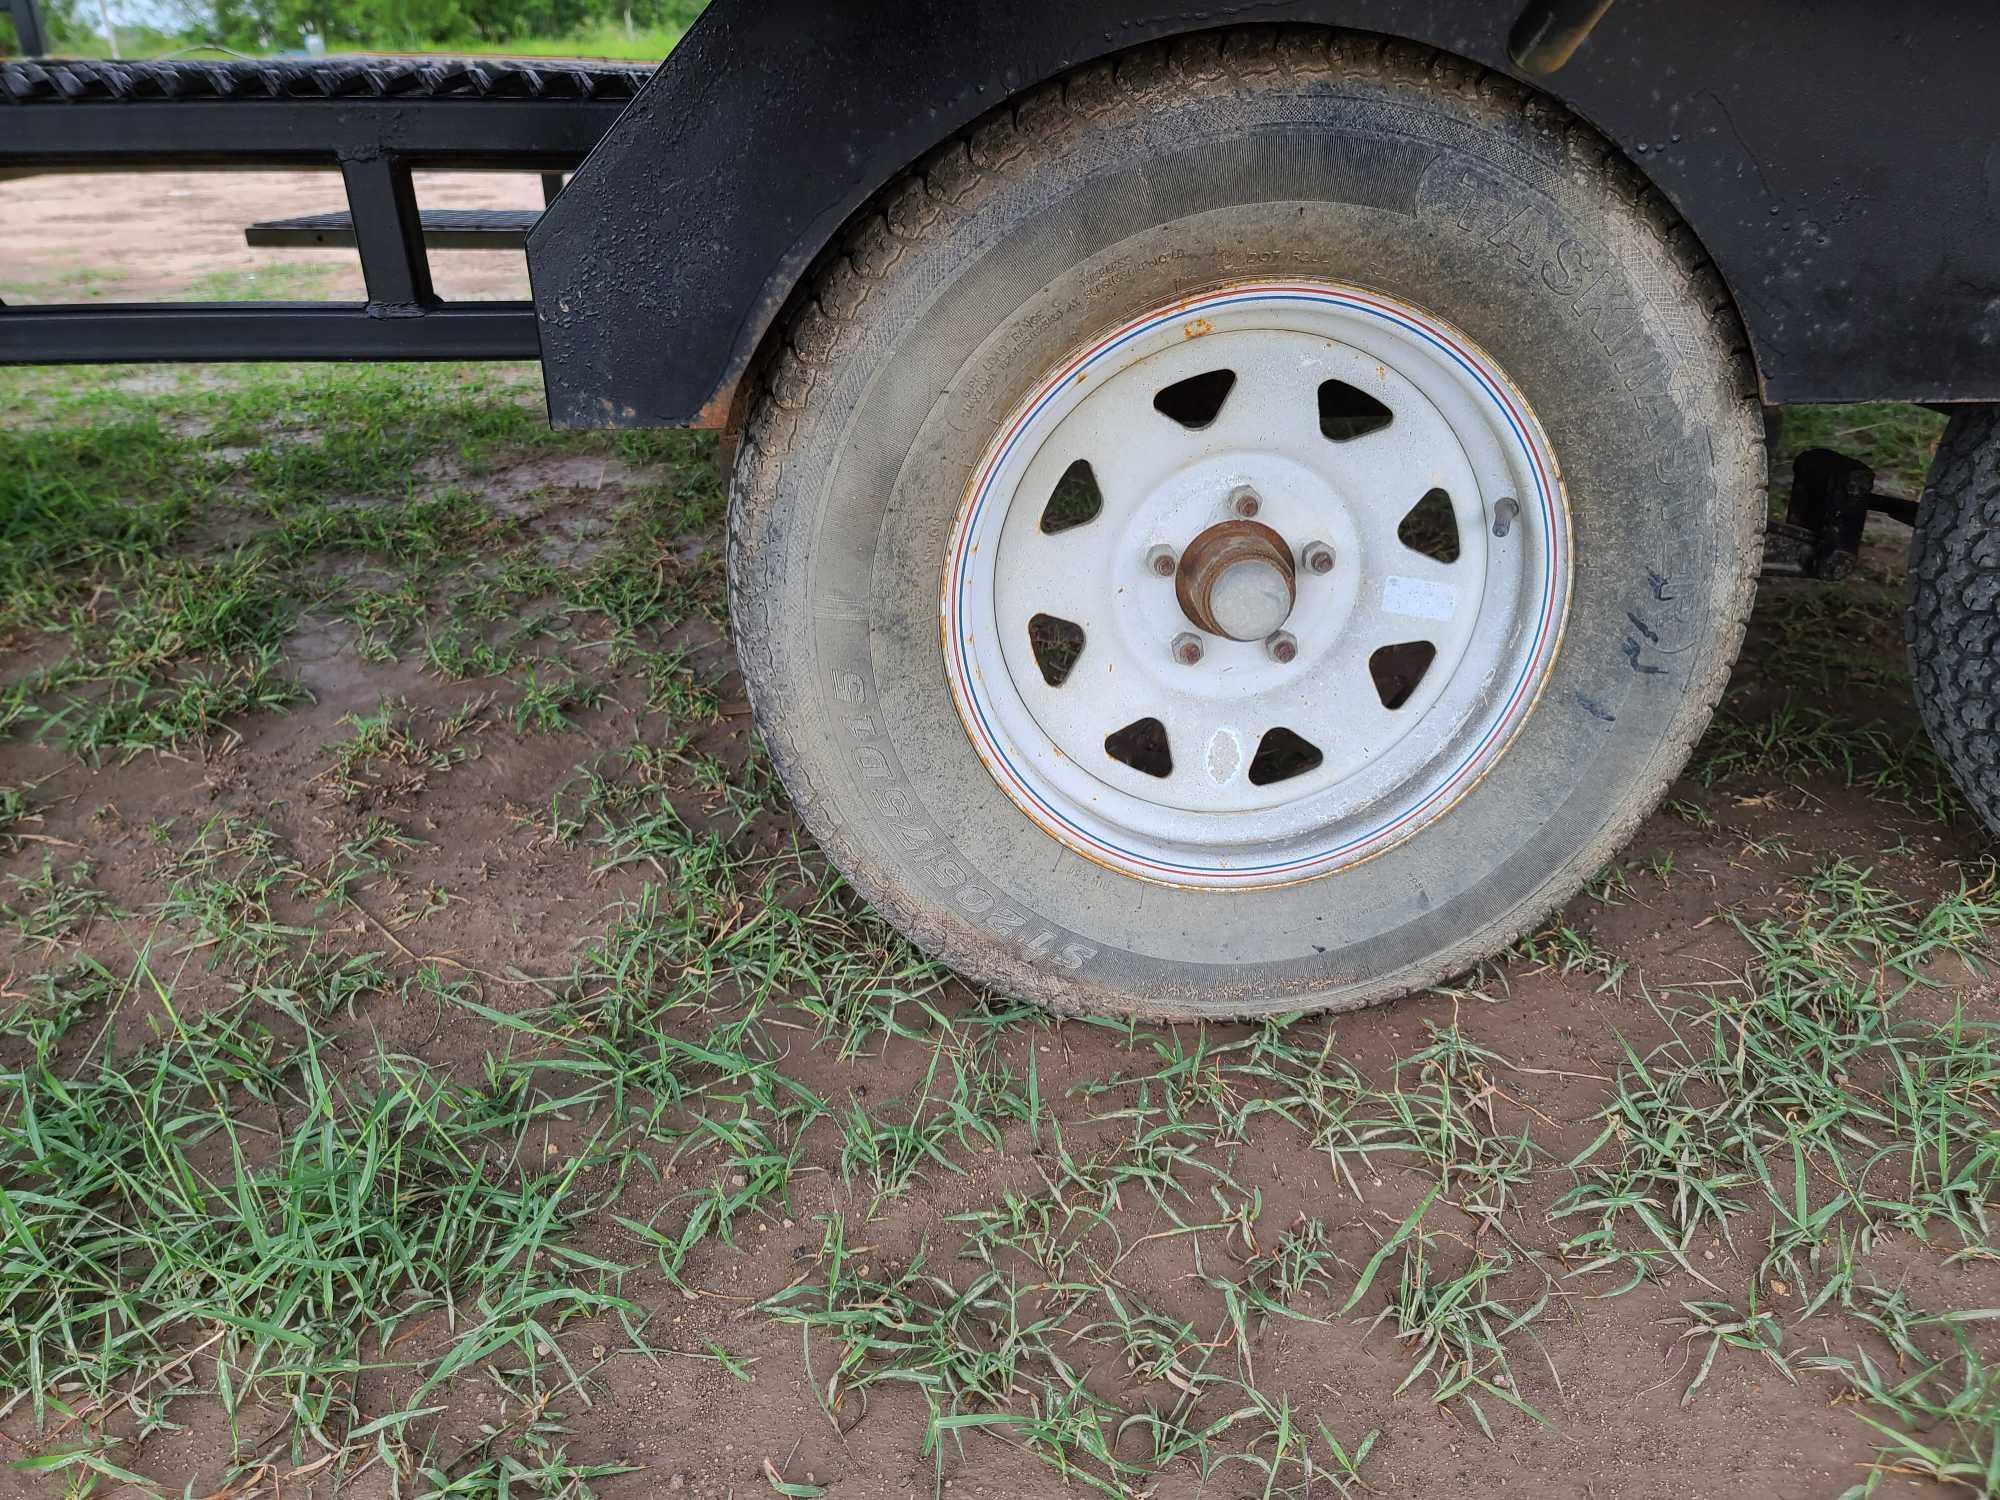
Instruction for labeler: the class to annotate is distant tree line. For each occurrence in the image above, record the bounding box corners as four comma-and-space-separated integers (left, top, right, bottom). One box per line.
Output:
192, 0, 706, 51
3, 0, 705, 54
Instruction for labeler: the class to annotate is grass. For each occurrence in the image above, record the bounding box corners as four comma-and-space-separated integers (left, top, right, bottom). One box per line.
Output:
1368, 1234, 1554, 1436
1774, 404, 1946, 498
0, 356, 722, 758
1691, 697, 1958, 820
2, 360, 1995, 1494
461, 22, 692, 60
0, 964, 637, 1490
321, 696, 489, 802
408, 1406, 640, 1498
1703, 406, 1962, 829
5, 858, 119, 947
1553, 859, 2000, 1300
759, 1215, 1374, 1497
1805, 1284, 2000, 1495
181, 262, 341, 302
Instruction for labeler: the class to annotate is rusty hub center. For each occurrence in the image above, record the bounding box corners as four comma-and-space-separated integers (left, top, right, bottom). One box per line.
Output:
1174, 518, 1298, 641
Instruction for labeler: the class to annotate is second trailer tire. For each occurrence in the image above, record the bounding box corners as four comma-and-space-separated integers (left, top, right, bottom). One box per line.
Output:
1907, 407, 2000, 834
728, 30, 1765, 1020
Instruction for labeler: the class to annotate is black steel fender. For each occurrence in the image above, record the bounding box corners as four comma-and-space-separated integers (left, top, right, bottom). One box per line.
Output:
525, 0, 2000, 429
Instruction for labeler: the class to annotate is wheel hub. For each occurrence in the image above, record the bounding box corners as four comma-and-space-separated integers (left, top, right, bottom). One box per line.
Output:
1175, 518, 1297, 641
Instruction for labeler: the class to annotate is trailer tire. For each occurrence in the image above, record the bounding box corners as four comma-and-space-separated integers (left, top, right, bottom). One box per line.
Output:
728, 29, 1764, 1020
1907, 407, 2000, 834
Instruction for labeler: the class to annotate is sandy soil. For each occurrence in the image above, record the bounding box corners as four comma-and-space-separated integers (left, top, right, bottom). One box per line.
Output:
1, 168, 541, 303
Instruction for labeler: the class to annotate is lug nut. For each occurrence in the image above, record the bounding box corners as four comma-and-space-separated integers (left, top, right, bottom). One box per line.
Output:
1171, 632, 1204, 666
1265, 630, 1298, 664
1146, 544, 1178, 578
1300, 540, 1335, 575
1228, 485, 1261, 518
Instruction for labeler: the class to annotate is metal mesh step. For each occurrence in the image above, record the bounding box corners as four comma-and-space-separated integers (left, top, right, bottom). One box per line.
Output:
246, 206, 540, 251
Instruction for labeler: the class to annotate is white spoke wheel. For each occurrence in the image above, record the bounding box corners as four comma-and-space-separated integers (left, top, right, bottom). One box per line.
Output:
729, 30, 1763, 1020
946, 284, 1567, 887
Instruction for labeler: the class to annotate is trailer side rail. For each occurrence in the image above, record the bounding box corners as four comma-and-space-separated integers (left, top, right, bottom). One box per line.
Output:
0, 58, 651, 365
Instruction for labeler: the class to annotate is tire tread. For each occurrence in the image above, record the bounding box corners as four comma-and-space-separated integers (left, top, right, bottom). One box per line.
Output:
1907, 408, 2000, 828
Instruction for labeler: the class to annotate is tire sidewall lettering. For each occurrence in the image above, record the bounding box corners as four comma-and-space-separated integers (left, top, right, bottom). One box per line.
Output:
1415, 159, 1666, 417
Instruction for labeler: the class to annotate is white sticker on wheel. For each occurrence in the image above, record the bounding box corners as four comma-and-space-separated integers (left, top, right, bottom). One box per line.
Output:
1204, 726, 1243, 787
1382, 575, 1458, 622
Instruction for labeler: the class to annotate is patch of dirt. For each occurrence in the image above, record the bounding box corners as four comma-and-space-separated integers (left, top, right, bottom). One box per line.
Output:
0, 168, 541, 303
414, 450, 648, 563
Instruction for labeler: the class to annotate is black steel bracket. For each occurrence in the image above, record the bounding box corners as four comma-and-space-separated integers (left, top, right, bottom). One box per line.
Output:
1507, 0, 1617, 74
5, 0, 46, 58
1762, 447, 1919, 580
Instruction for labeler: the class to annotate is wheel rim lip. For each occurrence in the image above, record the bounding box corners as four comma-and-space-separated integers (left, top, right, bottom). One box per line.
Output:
941, 278, 1571, 888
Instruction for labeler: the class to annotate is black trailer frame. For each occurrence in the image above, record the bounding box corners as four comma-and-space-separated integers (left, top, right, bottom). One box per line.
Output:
0, 55, 647, 365
4, 1, 2000, 441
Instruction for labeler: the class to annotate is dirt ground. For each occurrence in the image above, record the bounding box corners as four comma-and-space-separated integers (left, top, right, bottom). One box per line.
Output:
1, 169, 540, 304
0, 174, 1995, 1500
